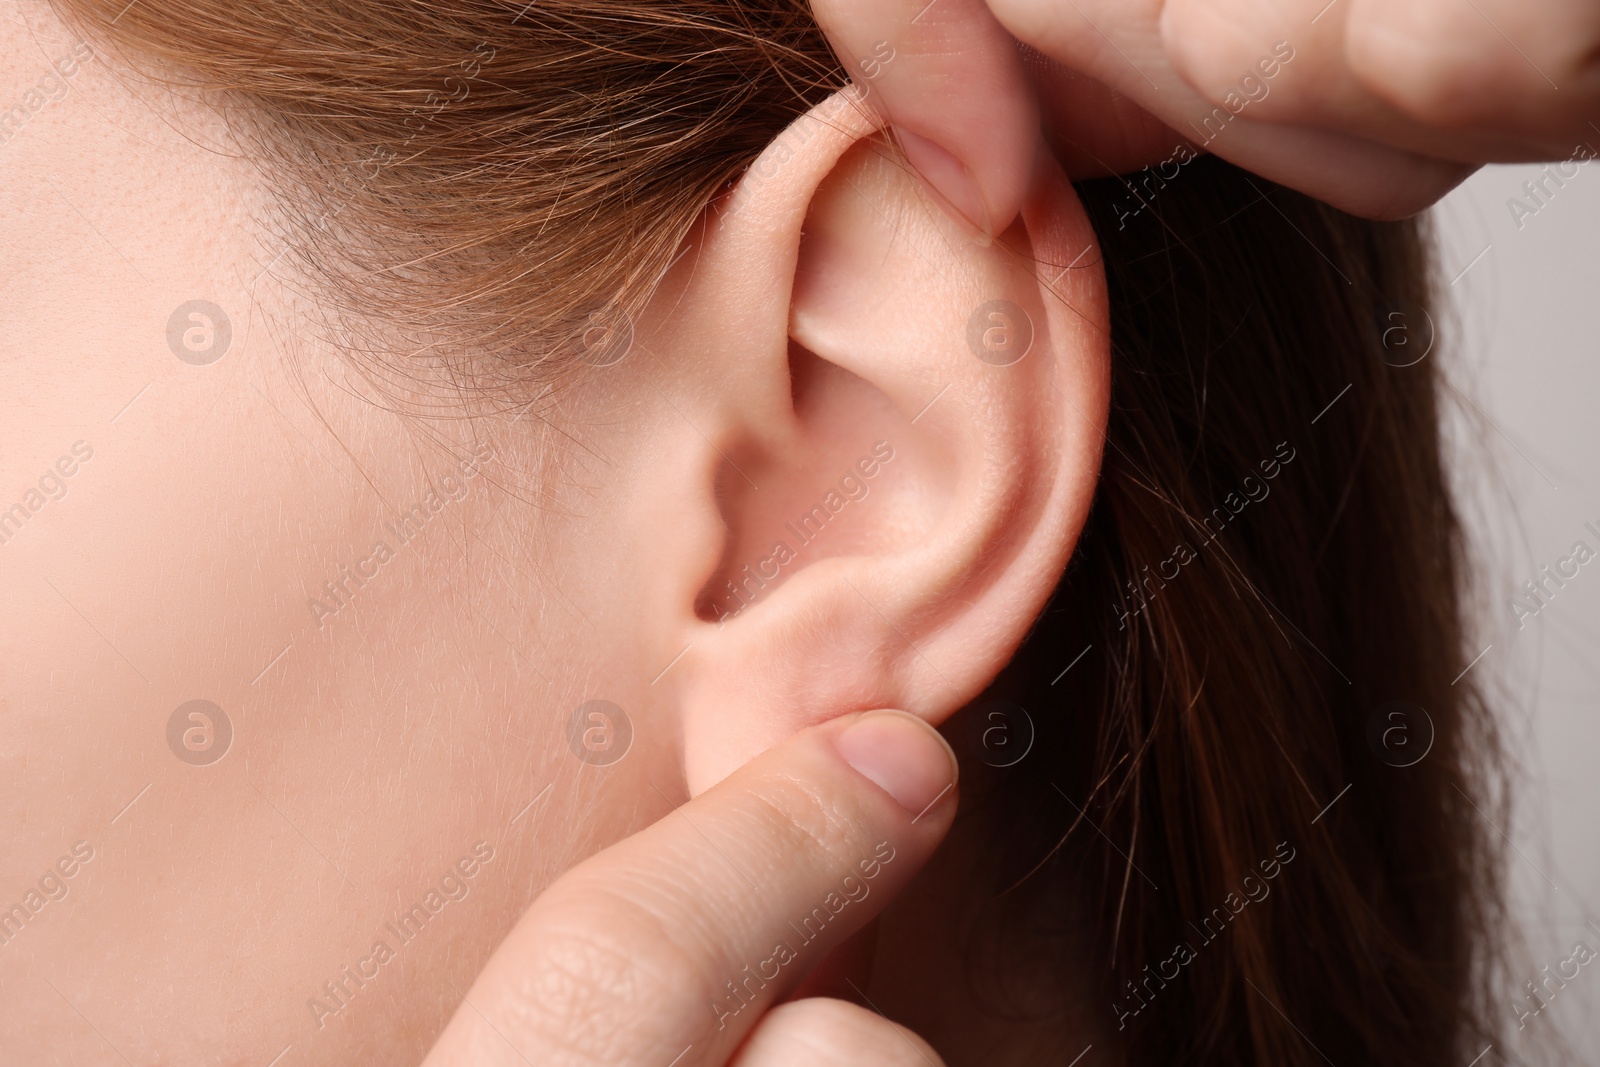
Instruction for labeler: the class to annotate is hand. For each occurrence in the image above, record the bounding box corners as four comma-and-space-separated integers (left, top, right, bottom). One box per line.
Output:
420, 710, 957, 1066
812, 0, 1600, 227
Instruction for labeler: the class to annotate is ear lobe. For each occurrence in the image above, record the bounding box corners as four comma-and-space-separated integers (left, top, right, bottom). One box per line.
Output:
637, 93, 1109, 794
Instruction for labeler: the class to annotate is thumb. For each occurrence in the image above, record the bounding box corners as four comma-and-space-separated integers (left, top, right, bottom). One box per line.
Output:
422, 709, 959, 1067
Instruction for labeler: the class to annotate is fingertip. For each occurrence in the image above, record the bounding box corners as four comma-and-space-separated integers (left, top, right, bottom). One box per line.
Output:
893, 120, 1037, 243
894, 125, 993, 238
833, 709, 958, 819
815, 0, 1036, 238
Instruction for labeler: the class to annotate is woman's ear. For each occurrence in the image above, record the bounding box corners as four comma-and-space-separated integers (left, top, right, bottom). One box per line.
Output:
582, 92, 1109, 794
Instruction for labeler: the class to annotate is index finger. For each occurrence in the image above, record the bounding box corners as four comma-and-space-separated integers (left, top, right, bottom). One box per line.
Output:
420, 709, 960, 1067
811, 0, 1038, 239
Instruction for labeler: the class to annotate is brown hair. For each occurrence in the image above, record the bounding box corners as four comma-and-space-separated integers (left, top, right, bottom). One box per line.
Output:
54, 0, 1506, 1061
963, 165, 1508, 1062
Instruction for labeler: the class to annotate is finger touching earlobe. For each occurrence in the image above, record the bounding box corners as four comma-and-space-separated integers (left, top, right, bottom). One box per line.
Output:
420, 711, 958, 1066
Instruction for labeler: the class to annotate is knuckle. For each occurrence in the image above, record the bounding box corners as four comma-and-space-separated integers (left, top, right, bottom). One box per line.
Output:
1159, 0, 1261, 103
1344, 0, 1552, 128
1345, 34, 1472, 126
736, 998, 945, 1066
745, 775, 863, 872
1159, 0, 1318, 120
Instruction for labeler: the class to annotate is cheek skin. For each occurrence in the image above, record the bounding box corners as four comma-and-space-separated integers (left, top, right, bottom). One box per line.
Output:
0, 16, 669, 1064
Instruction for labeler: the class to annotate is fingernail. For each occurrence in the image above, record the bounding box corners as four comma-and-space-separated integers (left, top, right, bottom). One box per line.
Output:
834, 710, 958, 817
894, 126, 993, 245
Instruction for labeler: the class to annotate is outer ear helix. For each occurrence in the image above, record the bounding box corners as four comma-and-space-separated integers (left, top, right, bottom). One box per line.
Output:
713, 86, 884, 230
595, 81, 1104, 796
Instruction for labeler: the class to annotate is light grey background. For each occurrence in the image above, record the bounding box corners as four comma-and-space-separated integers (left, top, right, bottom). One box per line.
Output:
1435, 160, 1600, 1063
